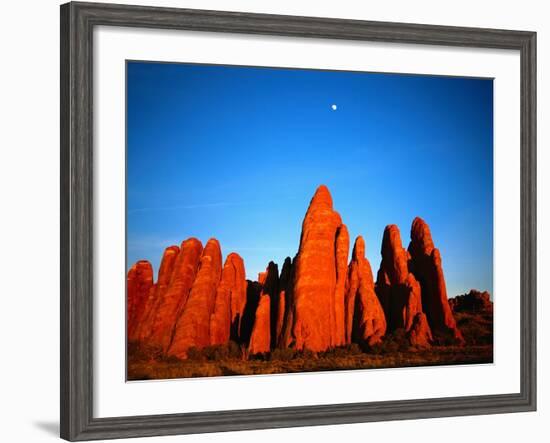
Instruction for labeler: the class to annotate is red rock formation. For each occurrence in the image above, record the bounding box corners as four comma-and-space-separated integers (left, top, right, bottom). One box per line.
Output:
334, 224, 350, 347
375, 225, 423, 332
149, 238, 202, 352
248, 294, 271, 355
127, 186, 474, 361
249, 262, 278, 355
407, 312, 433, 348
146, 240, 203, 351
168, 238, 222, 358
263, 262, 281, 350
380, 225, 410, 284
275, 257, 292, 347
226, 253, 247, 341
292, 185, 345, 352
209, 253, 247, 345
276, 291, 286, 346
135, 245, 180, 343
346, 236, 387, 346
210, 253, 246, 346
127, 260, 154, 341
239, 280, 262, 346
278, 256, 296, 349
209, 288, 230, 346
408, 217, 464, 344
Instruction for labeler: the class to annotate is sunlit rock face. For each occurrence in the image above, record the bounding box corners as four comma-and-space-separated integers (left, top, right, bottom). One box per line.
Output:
127, 260, 154, 341
408, 217, 464, 344
274, 257, 292, 348
278, 257, 296, 350
346, 236, 387, 347
407, 312, 433, 348
134, 245, 180, 344
210, 253, 247, 346
145, 240, 203, 351
169, 238, 223, 358
248, 262, 278, 355
375, 225, 423, 334
291, 185, 348, 352
127, 185, 466, 359
334, 224, 350, 347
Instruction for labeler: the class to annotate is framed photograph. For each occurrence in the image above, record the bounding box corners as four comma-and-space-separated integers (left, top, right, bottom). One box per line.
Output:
60, 1, 536, 440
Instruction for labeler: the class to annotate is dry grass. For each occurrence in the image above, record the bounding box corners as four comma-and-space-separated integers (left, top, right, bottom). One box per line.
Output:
454, 312, 493, 345
127, 342, 493, 381
128, 303, 494, 381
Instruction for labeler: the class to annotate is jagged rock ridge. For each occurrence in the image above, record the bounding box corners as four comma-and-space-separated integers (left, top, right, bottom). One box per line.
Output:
449, 289, 493, 314
128, 185, 472, 359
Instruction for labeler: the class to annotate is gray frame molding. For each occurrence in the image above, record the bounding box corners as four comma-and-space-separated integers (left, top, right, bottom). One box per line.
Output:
60, 2, 536, 441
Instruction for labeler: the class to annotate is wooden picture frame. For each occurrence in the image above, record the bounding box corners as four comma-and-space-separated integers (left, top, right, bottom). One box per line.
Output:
60, 1, 536, 440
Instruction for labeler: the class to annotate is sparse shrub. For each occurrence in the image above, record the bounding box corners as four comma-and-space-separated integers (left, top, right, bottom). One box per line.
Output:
346, 343, 363, 355
455, 312, 493, 345
227, 341, 243, 359
204, 344, 230, 360
127, 340, 164, 362
270, 348, 297, 361
185, 342, 245, 361
319, 344, 362, 359
319, 347, 341, 359
249, 351, 270, 361
371, 329, 410, 354
297, 349, 317, 360
187, 346, 207, 361
266, 347, 317, 361
160, 354, 182, 364
240, 344, 249, 361
432, 330, 455, 346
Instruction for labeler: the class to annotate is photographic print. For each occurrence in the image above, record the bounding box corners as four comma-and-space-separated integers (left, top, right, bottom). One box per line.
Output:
126, 61, 494, 381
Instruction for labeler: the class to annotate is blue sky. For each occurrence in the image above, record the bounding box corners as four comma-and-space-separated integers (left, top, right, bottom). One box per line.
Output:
127, 61, 493, 297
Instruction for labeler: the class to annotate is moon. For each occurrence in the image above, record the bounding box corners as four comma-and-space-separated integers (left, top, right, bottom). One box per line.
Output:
331, 104, 337, 111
